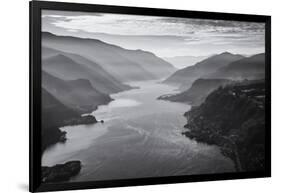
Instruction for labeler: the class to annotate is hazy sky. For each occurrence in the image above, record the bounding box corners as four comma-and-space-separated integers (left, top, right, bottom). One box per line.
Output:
42, 10, 265, 58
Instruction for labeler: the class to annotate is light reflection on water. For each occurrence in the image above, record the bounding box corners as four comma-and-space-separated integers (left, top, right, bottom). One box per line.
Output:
42, 80, 235, 182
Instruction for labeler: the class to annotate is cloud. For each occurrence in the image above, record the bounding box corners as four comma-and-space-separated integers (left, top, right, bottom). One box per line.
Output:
42, 10, 103, 17
42, 10, 265, 57
42, 10, 264, 36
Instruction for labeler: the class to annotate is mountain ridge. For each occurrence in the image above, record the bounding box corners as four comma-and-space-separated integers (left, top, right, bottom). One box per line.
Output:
42, 46, 131, 94
42, 32, 176, 82
163, 52, 244, 90
42, 70, 112, 113
206, 53, 265, 80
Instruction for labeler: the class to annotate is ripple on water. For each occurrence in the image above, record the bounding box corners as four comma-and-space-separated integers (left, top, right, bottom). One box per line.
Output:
42, 80, 235, 181
107, 98, 141, 108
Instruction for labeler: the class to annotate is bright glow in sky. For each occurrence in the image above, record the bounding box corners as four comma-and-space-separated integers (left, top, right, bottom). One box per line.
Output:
42, 10, 265, 57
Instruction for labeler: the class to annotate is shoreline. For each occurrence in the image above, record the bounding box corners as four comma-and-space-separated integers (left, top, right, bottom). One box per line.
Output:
182, 81, 265, 172
42, 161, 82, 183
41, 85, 134, 183
42, 80, 235, 182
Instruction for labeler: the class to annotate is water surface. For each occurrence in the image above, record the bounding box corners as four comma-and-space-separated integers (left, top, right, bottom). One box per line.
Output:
42, 80, 234, 181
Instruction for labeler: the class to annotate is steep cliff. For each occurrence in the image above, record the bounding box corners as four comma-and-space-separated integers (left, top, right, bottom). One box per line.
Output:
183, 80, 265, 171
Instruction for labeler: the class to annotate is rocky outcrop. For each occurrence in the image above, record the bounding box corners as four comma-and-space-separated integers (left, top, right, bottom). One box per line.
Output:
42, 161, 82, 183
63, 115, 97, 126
41, 90, 96, 183
183, 80, 265, 172
42, 115, 98, 151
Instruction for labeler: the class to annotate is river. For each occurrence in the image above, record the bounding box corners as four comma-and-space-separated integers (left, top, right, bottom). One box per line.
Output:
42, 80, 234, 182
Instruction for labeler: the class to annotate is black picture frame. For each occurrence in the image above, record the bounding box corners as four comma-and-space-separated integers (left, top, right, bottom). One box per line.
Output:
30, 1, 271, 192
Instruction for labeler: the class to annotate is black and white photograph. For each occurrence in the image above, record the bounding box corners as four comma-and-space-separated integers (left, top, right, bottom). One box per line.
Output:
40, 9, 266, 184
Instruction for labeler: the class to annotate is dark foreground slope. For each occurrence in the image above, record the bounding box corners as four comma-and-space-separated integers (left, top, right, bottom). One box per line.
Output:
183, 80, 265, 172
42, 88, 97, 151
158, 79, 231, 106
42, 89, 98, 183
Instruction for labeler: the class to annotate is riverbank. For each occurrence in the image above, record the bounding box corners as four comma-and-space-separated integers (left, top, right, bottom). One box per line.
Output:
41, 115, 98, 183
42, 80, 234, 182
42, 115, 98, 151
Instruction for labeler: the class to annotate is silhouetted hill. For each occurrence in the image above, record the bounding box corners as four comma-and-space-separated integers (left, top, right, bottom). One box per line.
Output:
207, 53, 265, 80
158, 78, 232, 106
183, 80, 265, 171
42, 70, 112, 113
163, 52, 244, 90
42, 46, 131, 94
42, 88, 78, 128
42, 32, 176, 82
42, 88, 77, 150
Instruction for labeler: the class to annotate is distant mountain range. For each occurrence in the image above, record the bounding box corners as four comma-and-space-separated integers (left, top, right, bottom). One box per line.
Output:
42, 32, 176, 82
160, 52, 265, 106
42, 46, 131, 94
206, 53, 265, 80
41, 31, 266, 155
163, 55, 208, 69
163, 52, 244, 90
41, 32, 176, 151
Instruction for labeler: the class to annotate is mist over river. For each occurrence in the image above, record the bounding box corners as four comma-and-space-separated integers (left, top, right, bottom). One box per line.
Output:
42, 80, 234, 182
